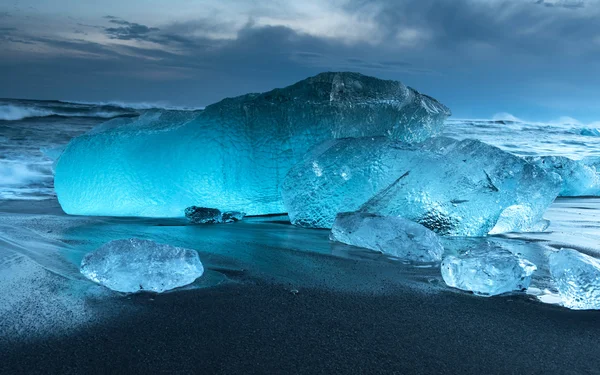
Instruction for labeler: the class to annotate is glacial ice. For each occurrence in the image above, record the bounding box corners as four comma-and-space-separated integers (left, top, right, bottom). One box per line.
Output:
330, 212, 444, 262
54, 72, 450, 217
185, 206, 245, 224
488, 205, 550, 234
441, 246, 537, 296
80, 238, 204, 293
525, 156, 600, 196
222, 211, 246, 223
549, 248, 600, 310
282, 137, 561, 235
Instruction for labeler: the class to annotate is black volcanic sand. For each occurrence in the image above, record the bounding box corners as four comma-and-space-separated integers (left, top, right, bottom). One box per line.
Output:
1, 281, 600, 375
2, 197, 600, 374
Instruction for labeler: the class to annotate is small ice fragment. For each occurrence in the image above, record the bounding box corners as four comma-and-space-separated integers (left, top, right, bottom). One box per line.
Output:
441, 247, 536, 296
80, 238, 204, 293
330, 212, 444, 262
222, 211, 246, 223
184, 206, 246, 224
549, 248, 600, 310
185, 207, 223, 224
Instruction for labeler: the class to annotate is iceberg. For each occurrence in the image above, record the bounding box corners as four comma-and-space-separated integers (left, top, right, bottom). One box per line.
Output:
549, 248, 600, 310
330, 212, 444, 262
525, 156, 600, 196
441, 246, 537, 296
282, 137, 561, 235
54, 72, 450, 217
185, 206, 245, 224
80, 238, 204, 293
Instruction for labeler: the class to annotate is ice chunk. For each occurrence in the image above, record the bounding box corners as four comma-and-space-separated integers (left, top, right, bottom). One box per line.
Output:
282, 137, 561, 235
549, 248, 600, 310
330, 212, 443, 262
54, 72, 450, 217
441, 247, 537, 296
488, 205, 550, 234
184, 206, 245, 224
185, 207, 222, 224
80, 238, 204, 293
582, 156, 600, 170
525, 156, 600, 196
222, 210, 246, 223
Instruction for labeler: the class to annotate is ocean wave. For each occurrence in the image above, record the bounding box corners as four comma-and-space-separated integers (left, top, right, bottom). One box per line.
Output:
0, 99, 203, 121
579, 128, 600, 137
0, 161, 52, 187
63, 100, 203, 111
0, 104, 132, 121
0, 105, 54, 121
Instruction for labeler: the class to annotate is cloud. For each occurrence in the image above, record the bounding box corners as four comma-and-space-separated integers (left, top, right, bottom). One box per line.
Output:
104, 17, 160, 41
535, 0, 585, 9
1, 0, 600, 121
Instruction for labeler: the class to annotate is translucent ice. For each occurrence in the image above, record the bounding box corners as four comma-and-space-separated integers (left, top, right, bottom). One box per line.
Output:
441, 246, 537, 296
80, 238, 204, 293
549, 248, 600, 310
526, 156, 600, 196
185, 206, 245, 224
330, 212, 444, 262
488, 205, 550, 234
54, 72, 450, 217
282, 137, 561, 235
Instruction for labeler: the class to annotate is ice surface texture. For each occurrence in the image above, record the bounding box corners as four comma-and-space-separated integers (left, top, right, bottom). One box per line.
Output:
549, 249, 600, 310
80, 238, 204, 293
488, 205, 551, 234
330, 212, 443, 262
185, 206, 245, 224
526, 156, 600, 197
55, 72, 450, 217
282, 137, 561, 235
441, 246, 537, 296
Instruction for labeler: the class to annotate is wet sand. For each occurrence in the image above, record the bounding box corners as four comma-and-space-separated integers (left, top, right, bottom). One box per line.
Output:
1, 281, 600, 374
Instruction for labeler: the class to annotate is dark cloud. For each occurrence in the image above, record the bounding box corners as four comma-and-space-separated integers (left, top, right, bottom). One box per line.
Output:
104, 17, 160, 41
535, 0, 585, 9
0, 0, 599, 121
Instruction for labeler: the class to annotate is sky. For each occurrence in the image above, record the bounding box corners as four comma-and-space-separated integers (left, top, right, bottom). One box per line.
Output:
0, 0, 599, 121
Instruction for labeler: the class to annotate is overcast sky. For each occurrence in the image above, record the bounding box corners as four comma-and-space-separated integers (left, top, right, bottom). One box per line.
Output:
0, 0, 598, 121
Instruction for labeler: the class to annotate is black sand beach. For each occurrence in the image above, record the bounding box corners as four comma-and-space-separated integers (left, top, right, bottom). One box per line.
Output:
2, 281, 600, 374
2, 197, 600, 374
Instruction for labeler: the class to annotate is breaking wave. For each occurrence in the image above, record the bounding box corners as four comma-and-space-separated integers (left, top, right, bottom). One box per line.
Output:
0, 104, 132, 121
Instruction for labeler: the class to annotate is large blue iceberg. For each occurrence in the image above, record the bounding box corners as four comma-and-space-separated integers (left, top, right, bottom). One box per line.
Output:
281, 137, 561, 235
54, 72, 450, 217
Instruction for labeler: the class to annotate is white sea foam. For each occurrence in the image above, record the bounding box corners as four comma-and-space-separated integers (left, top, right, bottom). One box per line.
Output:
0, 104, 128, 121
0, 162, 48, 186
0, 105, 54, 121
64, 100, 204, 111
